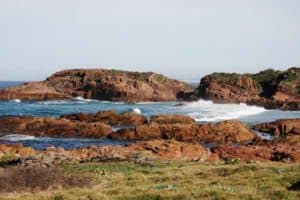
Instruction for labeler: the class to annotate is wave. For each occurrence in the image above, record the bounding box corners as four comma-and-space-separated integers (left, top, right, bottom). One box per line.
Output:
37, 97, 125, 105
131, 108, 142, 114
0, 134, 36, 141
254, 131, 274, 141
10, 99, 21, 103
179, 99, 266, 122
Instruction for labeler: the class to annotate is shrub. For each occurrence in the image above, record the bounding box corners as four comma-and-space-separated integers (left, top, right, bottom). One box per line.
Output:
0, 166, 92, 193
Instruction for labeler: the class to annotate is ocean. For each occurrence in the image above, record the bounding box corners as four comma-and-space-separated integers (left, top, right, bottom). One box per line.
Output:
0, 81, 299, 149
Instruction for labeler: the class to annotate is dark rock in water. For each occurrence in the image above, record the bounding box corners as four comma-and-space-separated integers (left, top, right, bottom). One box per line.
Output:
181, 67, 300, 110
61, 110, 147, 126
0, 69, 191, 101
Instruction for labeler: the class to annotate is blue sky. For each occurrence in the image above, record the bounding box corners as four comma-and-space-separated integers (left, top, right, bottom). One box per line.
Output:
0, 0, 299, 81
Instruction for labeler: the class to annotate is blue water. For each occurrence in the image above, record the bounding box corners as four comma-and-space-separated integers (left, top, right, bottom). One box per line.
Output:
0, 81, 299, 149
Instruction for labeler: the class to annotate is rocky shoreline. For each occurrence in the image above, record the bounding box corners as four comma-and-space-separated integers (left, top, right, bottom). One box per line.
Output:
0, 111, 299, 167
0, 68, 299, 172
0, 67, 299, 110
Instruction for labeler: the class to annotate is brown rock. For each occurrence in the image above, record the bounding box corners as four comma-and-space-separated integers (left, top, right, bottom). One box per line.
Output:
150, 114, 196, 124
110, 120, 256, 144
62, 110, 147, 126
254, 119, 300, 138
0, 144, 37, 157
213, 142, 300, 162
0, 82, 69, 101
0, 69, 191, 101
183, 68, 300, 110
0, 116, 112, 138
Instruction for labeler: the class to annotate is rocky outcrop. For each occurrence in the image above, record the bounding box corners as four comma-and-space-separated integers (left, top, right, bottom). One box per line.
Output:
213, 142, 300, 162
181, 68, 300, 110
149, 114, 196, 124
61, 110, 147, 126
0, 140, 218, 166
0, 82, 69, 101
0, 115, 256, 144
0, 116, 112, 138
254, 119, 300, 138
110, 120, 256, 144
0, 69, 191, 101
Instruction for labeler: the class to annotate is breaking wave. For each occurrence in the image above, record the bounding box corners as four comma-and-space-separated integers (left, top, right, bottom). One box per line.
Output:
178, 100, 266, 122
131, 108, 142, 114
0, 134, 36, 141
10, 99, 21, 103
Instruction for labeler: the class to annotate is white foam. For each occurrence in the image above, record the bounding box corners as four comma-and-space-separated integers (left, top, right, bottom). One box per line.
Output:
130, 108, 142, 114
10, 99, 21, 103
38, 100, 71, 105
0, 134, 36, 141
73, 96, 96, 102
255, 131, 274, 141
179, 99, 266, 122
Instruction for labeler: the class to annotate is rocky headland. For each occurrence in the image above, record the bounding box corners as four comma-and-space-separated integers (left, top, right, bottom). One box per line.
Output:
0, 67, 299, 110
180, 67, 300, 110
0, 69, 191, 102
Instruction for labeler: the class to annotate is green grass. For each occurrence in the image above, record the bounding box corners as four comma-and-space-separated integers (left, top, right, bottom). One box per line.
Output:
0, 161, 299, 200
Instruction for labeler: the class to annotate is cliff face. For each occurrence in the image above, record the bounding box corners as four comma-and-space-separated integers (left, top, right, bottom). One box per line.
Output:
187, 67, 300, 110
0, 69, 191, 101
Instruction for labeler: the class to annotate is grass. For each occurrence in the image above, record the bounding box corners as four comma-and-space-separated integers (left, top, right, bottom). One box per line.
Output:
0, 161, 299, 200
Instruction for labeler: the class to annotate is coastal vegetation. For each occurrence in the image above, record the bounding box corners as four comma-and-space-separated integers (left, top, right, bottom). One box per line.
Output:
0, 161, 299, 200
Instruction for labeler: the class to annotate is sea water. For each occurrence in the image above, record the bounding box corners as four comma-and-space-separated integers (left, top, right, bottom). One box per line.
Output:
0, 81, 299, 149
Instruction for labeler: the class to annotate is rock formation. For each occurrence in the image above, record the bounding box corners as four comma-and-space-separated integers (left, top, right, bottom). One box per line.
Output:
0, 116, 112, 138
254, 119, 300, 137
110, 120, 256, 144
0, 69, 191, 101
61, 110, 147, 126
179, 67, 300, 110
0, 140, 218, 166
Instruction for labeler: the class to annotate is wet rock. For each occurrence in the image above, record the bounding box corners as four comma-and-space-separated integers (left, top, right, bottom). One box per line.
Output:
0, 116, 112, 138
61, 110, 147, 126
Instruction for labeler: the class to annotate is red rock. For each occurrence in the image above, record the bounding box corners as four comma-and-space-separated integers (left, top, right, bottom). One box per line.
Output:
150, 114, 196, 124
182, 68, 300, 110
62, 110, 147, 126
0, 69, 191, 101
110, 120, 256, 144
0, 116, 112, 138
213, 142, 300, 162
254, 119, 300, 137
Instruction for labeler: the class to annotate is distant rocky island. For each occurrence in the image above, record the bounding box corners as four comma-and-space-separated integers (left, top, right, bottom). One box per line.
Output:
0, 67, 299, 110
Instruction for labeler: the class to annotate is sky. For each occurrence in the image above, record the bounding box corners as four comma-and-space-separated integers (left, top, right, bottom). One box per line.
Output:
0, 0, 300, 81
